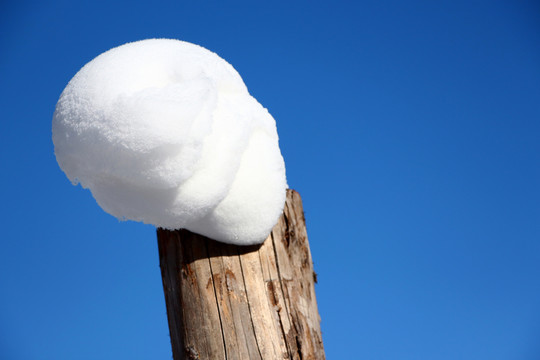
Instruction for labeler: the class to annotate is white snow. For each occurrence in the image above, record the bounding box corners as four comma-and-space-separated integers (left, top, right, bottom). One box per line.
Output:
52, 39, 287, 245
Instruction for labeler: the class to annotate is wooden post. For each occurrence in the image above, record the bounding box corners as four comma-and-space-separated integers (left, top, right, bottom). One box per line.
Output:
157, 189, 325, 360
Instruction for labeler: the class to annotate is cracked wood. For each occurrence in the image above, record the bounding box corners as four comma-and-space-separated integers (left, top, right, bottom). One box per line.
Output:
157, 189, 325, 360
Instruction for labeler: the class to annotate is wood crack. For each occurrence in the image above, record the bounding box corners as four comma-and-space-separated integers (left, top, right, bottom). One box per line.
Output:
270, 230, 294, 359
237, 250, 264, 360
206, 238, 228, 359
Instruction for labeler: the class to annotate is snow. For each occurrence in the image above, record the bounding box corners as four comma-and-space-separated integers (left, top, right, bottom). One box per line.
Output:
52, 39, 287, 245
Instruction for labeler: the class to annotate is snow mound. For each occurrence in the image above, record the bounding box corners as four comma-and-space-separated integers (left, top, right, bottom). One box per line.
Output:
52, 39, 287, 245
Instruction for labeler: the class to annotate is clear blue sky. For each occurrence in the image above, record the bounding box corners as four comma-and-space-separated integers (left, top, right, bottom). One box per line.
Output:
1, 1, 539, 359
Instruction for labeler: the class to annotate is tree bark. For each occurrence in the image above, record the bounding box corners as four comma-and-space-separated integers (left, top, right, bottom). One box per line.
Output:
157, 189, 325, 360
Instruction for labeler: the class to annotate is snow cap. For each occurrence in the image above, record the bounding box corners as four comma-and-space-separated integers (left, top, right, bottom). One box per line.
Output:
52, 39, 287, 245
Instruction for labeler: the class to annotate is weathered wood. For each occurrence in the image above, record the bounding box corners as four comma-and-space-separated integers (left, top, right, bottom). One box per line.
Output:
157, 189, 325, 360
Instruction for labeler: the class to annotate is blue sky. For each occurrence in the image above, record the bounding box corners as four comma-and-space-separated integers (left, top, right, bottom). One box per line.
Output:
1, 0, 539, 359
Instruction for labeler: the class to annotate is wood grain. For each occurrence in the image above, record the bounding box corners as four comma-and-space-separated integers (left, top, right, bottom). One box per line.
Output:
157, 189, 325, 360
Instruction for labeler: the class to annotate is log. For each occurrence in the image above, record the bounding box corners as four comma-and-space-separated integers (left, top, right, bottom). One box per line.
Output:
157, 189, 325, 360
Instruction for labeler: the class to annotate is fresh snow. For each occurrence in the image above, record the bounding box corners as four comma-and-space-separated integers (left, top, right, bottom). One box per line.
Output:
52, 39, 287, 245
